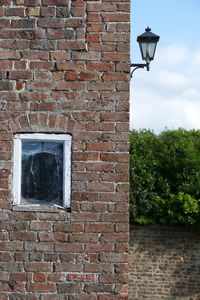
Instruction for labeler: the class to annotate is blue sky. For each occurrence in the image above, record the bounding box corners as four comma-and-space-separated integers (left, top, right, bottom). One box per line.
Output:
130, 0, 200, 133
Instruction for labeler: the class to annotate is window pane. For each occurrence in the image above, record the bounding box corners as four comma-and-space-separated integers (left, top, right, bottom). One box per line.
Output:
21, 141, 63, 205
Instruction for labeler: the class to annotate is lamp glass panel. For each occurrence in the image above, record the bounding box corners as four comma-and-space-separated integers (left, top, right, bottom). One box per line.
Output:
140, 42, 157, 61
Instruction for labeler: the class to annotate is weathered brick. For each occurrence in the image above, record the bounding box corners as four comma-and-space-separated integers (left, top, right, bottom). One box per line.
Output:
47, 29, 73, 40
117, 3, 130, 12
57, 282, 81, 293
55, 242, 84, 253
87, 141, 115, 151
10, 231, 37, 241
50, 51, 71, 61
100, 253, 128, 263
102, 52, 129, 62
23, 50, 49, 60
58, 40, 86, 50
84, 283, 113, 293
26, 7, 40, 16
11, 19, 36, 28
0, 61, 12, 70
0, 8, 4, 17
67, 273, 96, 282
13, 29, 45, 40
87, 82, 115, 91
0, 51, 21, 60
0, 272, 9, 281
24, 241, 54, 252
10, 272, 27, 282
72, 52, 101, 61
16, 0, 40, 5
27, 282, 56, 292
14, 252, 28, 262
102, 13, 130, 22
1, 39, 27, 50
40, 6, 56, 17
102, 72, 129, 81
0, 19, 10, 29
42, 0, 69, 5
32, 273, 47, 282
98, 295, 128, 300
100, 274, 127, 284
86, 33, 101, 43
0, 252, 12, 261
34, 71, 50, 80
87, 62, 114, 71
14, 60, 27, 70
0, 262, 23, 272
38, 18, 65, 29
30, 39, 56, 50
40, 295, 65, 300
65, 18, 85, 28
87, 12, 101, 22
20, 92, 49, 101
30, 221, 52, 231
85, 243, 114, 253
85, 223, 114, 233
71, 213, 100, 223
54, 223, 84, 232
101, 173, 129, 182
69, 233, 100, 243
87, 3, 115, 12
9, 71, 33, 80
30, 61, 54, 70
54, 262, 82, 272
5, 7, 25, 16
56, 6, 69, 18
24, 262, 53, 272
87, 23, 105, 32
56, 61, 85, 70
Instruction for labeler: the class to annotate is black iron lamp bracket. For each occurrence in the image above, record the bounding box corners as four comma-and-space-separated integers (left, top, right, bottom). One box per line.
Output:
130, 63, 149, 77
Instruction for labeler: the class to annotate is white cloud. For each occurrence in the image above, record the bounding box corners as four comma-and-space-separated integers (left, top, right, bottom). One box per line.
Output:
156, 45, 189, 66
192, 49, 200, 64
184, 102, 200, 129
181, 89, 200, 99
156, 70, 187, 89
130, 44, 200, 133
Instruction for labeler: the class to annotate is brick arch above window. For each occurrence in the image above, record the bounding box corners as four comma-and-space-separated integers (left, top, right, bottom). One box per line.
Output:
7, 112, 75, 134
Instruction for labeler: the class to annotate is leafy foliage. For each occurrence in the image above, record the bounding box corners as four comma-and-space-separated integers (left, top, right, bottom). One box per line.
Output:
130, 129, 200, 225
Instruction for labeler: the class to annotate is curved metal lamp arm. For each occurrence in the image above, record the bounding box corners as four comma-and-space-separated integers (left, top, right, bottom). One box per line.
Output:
130, 63, 149, 78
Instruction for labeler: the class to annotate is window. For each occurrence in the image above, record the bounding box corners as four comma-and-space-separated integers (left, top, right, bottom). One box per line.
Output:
13, 133, 71, 208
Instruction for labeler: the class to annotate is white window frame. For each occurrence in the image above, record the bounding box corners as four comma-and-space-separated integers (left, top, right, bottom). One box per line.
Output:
13, 133, 72, 208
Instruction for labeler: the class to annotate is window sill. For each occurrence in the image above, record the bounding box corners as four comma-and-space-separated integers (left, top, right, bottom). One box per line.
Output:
12, 205, 71, 213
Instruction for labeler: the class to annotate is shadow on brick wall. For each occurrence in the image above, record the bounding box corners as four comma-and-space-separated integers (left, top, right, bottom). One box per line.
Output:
129, 224, 200, 299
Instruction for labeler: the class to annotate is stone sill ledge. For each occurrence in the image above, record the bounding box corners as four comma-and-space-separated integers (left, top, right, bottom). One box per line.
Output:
12, 205, 71, 213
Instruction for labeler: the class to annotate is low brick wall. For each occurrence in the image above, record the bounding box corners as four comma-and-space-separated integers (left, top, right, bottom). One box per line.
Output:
129, 224, 200, 300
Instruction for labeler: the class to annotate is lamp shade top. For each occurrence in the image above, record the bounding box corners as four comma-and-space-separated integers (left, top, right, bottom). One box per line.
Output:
137, 27, 160, 43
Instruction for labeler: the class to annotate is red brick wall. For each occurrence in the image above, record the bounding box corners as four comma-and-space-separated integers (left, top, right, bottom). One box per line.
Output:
129, 225, 200, 299
0, 0, 130, 298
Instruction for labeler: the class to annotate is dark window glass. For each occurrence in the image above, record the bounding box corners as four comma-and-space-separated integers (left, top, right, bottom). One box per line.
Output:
21, 141, 63, 205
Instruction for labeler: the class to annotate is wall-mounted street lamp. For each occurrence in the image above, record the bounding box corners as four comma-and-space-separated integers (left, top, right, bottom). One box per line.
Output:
131, 27, 160, 77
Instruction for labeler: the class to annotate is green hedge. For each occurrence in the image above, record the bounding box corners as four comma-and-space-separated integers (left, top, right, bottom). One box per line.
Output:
130, 129, 200, 225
